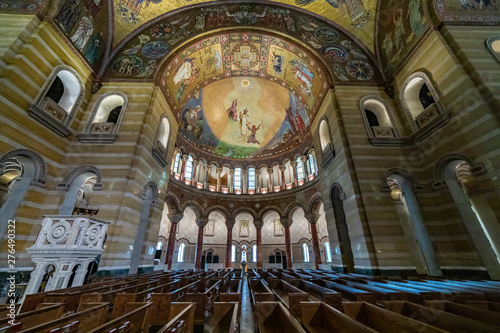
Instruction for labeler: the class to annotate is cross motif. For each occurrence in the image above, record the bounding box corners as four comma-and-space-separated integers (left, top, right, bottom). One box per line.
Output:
233, 45, 258, 69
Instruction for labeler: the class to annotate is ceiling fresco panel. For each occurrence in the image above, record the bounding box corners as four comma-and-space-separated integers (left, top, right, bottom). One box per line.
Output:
111, 1, 377, 51
433, 0, 500, 23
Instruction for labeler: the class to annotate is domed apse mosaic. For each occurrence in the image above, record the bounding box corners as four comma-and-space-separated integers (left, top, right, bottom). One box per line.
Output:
178, 77, 311, 159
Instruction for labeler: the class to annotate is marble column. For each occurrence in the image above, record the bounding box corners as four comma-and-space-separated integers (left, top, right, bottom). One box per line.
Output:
191, 160, 199, 186
301, 156, 309, 183
256, 169, 261, 193
305, 213, 322, 269
254, 218, 264, 268
204, 164, 209, 190
195, 216, 209, 269
216, 168, 221, 192
291, 161, 297, 187
281, 217, 293, 269
242, 170, 248, 194
180, 155, 188, 181
229, 169, 235, 193
225, 218, 235, 268
268, 168, 273, 192
280, 165, 286, 190
165, 213, 183, 270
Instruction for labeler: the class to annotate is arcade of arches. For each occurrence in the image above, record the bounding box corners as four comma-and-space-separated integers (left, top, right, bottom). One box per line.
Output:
0, 0, 500, 300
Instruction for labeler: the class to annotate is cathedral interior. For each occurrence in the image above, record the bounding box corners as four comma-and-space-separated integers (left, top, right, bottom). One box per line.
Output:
0, 0, 499, 331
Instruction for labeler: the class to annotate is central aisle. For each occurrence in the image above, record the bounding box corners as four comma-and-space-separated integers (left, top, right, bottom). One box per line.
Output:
240, 274, 256, 332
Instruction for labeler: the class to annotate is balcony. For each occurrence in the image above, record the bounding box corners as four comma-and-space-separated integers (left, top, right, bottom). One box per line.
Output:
28, 98, 71, 137
152, 140, 168, 168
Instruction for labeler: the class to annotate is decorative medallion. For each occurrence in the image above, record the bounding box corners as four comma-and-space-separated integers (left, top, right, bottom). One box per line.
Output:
112, 56, 143, 76
142, 41, 170, 59
151, 23, 176, 39
314, 27, 339, 43
47, 221, 72, 246
345, 60, 374, 81
321, 45, 349, 63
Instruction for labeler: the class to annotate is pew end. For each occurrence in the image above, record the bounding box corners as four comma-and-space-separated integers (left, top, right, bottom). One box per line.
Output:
255, 302, 306, 333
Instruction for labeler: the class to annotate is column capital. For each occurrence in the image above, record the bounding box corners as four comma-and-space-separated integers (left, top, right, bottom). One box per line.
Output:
196, 216, 209, 228
305, 213, 320, 224
253, 218, 264, 230
280, 217, 293, 228
242, 170, 248, 176
225, 218, 236, 229
291, 161, 297, 167
279, 165, 285, 171
300, 155, 308, 163
182, 154, 188, 161
193, 160, 200, 166
216, 168, 222, 173
167, 213, 183, 224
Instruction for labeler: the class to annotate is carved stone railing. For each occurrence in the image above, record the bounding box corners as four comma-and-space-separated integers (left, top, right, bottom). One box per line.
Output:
78, 122, 118, 143
24, 216, 110, 296
152, 140, 168, 168
28, 99, 71, 137
415, 103, 439, 129
371, 126, 394, 138
321, 143, 335, 169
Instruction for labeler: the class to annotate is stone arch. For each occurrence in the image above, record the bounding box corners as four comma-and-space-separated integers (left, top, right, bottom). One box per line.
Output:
164, 194, 181, 215
232, 207, 257, 220
0, 149, 47, 187
486, 36, 500, 63
182, 200, 204, 219
259, 206, 285, 220
308, 193, 324, 215
433, 153, 477, 183
359, 95, 400, 137
141, 181, 159, 206
58, 165, 103, 190
83, 91, 128, 134
285, 202, 308, 220
206, 205, 231, 221
383, 168, 419, 187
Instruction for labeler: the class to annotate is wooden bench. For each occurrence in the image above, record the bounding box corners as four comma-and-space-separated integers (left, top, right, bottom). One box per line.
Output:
86, 302, 152, 333
342, 301, 448, 333
424, 300, 500, 327
464, 300, 500, 312
393, 280, 485, 302
0, 304, 64, 330
249, 279, 275, 307
365, 280, 440, 303
220, 278, 242, 303
300, 302, 378, 333
383, 300, 500, 333
156, 302, 196, 333
0, 322, 22, 333
287, 279, 342, 310
185, 279, 222, 325
16, 302, 109, 333
255, 302, 306, 333
267, 279, 309, 318
207, 302, 239, 333
338, 280, 408, 302
311, 279, 376, 304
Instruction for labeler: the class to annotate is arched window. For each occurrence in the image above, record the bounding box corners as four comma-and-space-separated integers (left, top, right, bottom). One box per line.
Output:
241, 245, 247, 262
234, 168, 242, 190
360, 97, 398, 140
486, 36, 500, 62
173, 152, 181, 174
80, 93, 127, 142
248, 168, 256, 190
302, 243, 310, 262
252, 244, 257, 262
177, 243, 185, 263
184, 156, 194, 180
324, 242, 332, 263
231, 244, 236, 262
308, 153, 317, 175
296, 156, 304, 181
152, 116, 171, 167
155, 242, 163, 260
318, 119, 334, 168
29, 66, 84, 137
400, 73, 448, 135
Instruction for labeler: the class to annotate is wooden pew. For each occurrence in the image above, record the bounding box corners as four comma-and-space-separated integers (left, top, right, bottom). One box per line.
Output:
207, 302, 239, 333
342, 302, 448, 333
267, 279, 309, 318
300, 302, 378, 333
338, 280, 408, 302
310, 279, 376, 304
383, 301, 500, 333
287, 279, 342, 310
0, 304, 64, 330
156, 302, 196, 333
16, 302, 109, 333
249, 279, 275, 307
424, 300, 500, 327
220, 278, 242, 303
394, 280, 486, 302
255, 302, 306, 333
464, 300, 500, 312
0, 322, 22, 333
185, 279, 222, 325
365, 280, 440, 303
86, 302, 152, 333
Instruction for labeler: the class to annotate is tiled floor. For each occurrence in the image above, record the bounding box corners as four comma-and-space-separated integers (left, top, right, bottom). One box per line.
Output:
240, 274, 255, 333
